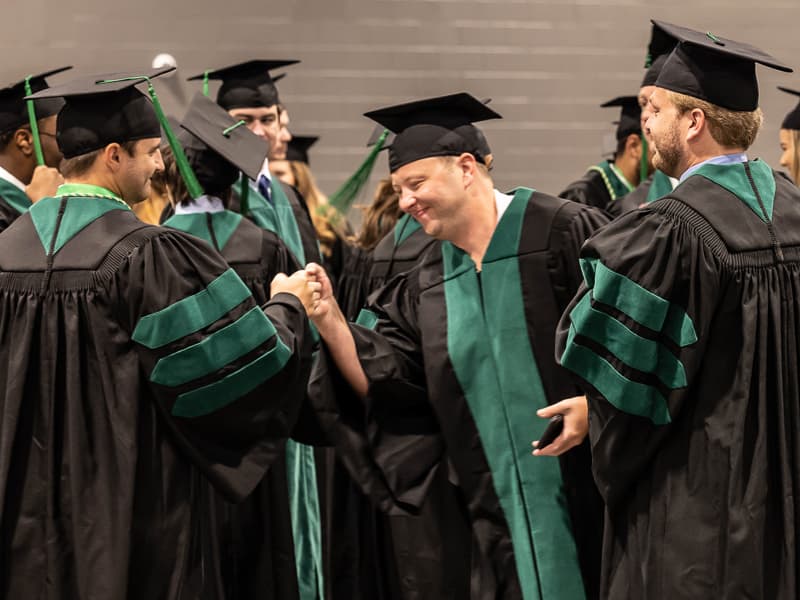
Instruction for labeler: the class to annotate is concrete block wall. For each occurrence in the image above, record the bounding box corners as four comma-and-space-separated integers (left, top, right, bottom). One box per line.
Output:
1, 0, 798, 212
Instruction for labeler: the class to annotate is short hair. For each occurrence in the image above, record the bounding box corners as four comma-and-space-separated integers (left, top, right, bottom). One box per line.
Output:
60, 140, 139, 179
0, 126, 28, 153
665, 90, 763, 150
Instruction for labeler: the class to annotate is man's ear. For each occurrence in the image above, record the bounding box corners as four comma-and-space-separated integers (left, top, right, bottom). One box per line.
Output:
103, 143, 123, 172
14, 128, 34, 157
627, 133, 642, 161
457, 152, 478, 187
685, 108, 705, 143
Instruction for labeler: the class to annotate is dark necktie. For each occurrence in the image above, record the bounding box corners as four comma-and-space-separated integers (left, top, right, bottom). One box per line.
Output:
257, 174, 272, 204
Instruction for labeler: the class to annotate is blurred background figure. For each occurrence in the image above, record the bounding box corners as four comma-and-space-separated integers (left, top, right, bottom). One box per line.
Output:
778, 86, 800, 183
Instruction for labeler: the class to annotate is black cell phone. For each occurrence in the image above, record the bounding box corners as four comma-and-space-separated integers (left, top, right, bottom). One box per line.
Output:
536, 414, 564, 450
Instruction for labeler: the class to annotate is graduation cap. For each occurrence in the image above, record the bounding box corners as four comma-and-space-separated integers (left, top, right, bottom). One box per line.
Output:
366, 124, 395, 150
285, 135, 318, 165
653, 20, 792, 111
0, 67, 72, 136
778, 87, 800, 130
601, 96, 641, 140
641, 22, 678, 88
364, 92, 501, 172
188, 60, 300, 110
179, 92, 268, 193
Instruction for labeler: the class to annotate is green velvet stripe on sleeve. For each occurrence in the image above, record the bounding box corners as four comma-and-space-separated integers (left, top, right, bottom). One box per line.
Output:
132, 268, 252, 349
561, 325, 673, 425
579, 257, 697, 347
149, 306, 277, 386
171, 334, 293, 418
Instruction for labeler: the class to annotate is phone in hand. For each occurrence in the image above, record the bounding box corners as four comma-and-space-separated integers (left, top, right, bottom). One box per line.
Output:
536, 414, 564, 451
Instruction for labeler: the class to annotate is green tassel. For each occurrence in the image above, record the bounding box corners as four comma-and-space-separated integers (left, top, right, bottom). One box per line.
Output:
329, 129, 389, 214
203, 70, 210, 97
644, 52, 653, 69
640, 134, 649, 183
23, 76, 45, 166
97, 75, 205, 200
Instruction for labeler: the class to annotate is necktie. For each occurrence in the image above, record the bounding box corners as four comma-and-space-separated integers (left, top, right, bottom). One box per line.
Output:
257, 174, 272, 204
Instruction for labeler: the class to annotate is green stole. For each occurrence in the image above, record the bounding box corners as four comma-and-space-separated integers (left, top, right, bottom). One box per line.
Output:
233, 175, 324, 600
645, 169, 675, 203
162, 211, 243, 251
686, 159, 776, 221
442, 188, 585, 600
393, 213, 422, 246
587, 160, 634, 201
0, 177, 32, 215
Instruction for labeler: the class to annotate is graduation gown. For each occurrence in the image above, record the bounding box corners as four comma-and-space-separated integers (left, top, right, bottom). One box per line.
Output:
163, 208, 309, 600
0, 177, 31, 233
233, 176, 330, 600
557, 160, 800, 599
313, 188, 609, 599
559, 160, 634, 216
609, 169, 674, 218
0, 185, 312, 600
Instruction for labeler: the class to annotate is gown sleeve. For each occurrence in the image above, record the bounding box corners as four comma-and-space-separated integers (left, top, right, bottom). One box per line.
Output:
111, 229, 313, 502
309, 271, 445, 515
556, 204, 721, 508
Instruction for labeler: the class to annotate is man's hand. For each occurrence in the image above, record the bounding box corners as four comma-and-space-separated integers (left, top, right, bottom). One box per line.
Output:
531, 395, 589, 457
304, 262, 338, 324
25, 165, 64, 203
270, 270, 321, 314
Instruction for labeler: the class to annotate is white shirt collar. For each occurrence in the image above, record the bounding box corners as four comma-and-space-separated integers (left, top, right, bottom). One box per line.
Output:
0, 166, 26, 192
494, 189, 513, 224
257, 157, 271, 182
173, 195, 226, 215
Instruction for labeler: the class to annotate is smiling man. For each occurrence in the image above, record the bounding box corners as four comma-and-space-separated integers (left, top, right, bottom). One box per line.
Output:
306, 93, 608, 599
557, 21, 800, 599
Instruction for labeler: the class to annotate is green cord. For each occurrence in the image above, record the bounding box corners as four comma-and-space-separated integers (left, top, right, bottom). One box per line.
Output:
203, 70, 210, 97
97, 75, 204, 200
640, 134, 649, 183
222, 120, 246, 137
24, 76, 45, 166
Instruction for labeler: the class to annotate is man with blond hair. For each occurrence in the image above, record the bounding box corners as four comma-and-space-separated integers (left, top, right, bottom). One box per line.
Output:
557, 21, 800, 599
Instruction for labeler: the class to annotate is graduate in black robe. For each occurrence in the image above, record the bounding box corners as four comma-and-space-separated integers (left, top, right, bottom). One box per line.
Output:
557, 22, 800, 599
188, 60, 329, 600
0, 68, 71, 231
308, 93, 609, 599
0, 68, 317, 600
160, 92, 316, 600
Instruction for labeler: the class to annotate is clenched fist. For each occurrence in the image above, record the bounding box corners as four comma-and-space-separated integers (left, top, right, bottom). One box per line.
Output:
270, 270, 322, 314
25, 166, 64, 203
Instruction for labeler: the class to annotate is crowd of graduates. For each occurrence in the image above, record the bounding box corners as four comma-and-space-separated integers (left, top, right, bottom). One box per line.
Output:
0, 16, 800, 600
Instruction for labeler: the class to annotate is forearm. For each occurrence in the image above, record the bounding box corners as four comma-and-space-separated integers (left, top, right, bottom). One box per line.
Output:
314, 303, 369, 398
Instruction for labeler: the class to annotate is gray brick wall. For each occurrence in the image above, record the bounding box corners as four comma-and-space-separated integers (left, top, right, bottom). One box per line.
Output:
2, 0, 798, 209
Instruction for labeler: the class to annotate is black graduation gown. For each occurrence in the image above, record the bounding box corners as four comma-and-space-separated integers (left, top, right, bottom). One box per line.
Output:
163, 209, 309, 600
559, 161, 633, 216
0, 177, 31, 233
312, 188, 609, 599
556, 160, 800, 599
0, 190, 312, 600
233, 177, 334, 600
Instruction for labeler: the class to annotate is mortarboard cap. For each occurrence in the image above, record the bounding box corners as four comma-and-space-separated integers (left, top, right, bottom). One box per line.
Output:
601, 96, 642, 141
188, 60, 299, 110
641, 22, 678, 87
364, 92, 500, 172
26, 66, 174, 159
653, 20, 792, 111
285, 135, 318, 165
778, 87, 800, 130
0, 67, 72, 135
179, 92, 268, 183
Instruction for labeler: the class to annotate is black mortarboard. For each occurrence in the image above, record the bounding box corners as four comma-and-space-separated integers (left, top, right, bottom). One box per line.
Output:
180, 92, 268, 183
778, 87, 800, 130
653, 20, 792, 111
285, 135, 318, 165
601, 96, 642, 140
188, 60, 299, 110
0, 67, 72, 134
364, 92, 500, 172
26, 67, 174, 158
641, 22, 678, 87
